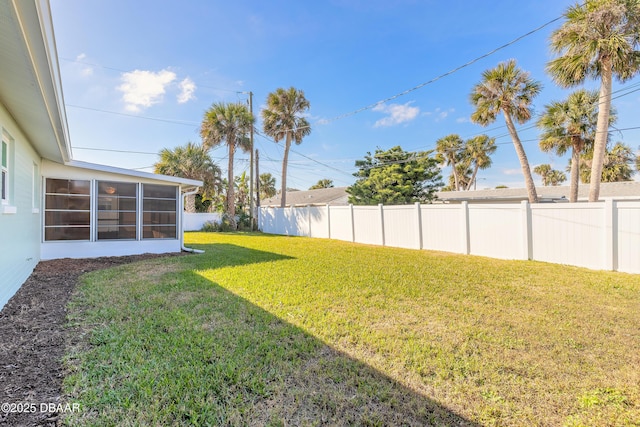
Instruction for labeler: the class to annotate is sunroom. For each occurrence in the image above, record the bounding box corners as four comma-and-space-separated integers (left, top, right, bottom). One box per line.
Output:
40, 159, 201, 260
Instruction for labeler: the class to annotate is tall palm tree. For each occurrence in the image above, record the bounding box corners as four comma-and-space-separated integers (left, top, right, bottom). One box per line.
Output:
262, 87, 311, 207
154, 142, 222, 213
470, 60, 542, 203
200, 102, 254, 222
537, 89, 616, 202
464, 134, 497, 191
435, 134, 465, 191
259, 173, 277, 200
547, 0, 640, 201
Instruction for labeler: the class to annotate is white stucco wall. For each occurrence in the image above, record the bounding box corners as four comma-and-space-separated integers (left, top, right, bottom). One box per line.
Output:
0, 104, 41, 309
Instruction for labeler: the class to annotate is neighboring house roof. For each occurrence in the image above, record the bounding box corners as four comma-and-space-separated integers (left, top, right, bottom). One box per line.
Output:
0, 0, 202, 188
261, 187, 349, 207
436, 181, 640, 203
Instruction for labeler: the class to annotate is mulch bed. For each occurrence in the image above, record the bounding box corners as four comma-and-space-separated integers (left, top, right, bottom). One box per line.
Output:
0, 253, 186, 427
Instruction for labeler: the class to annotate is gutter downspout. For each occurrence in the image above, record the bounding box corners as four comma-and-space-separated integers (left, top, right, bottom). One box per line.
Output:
181, 186, 205, 254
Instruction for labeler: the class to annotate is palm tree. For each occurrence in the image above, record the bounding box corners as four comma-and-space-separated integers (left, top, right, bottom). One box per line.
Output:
435, 134, 465, 191
309, 179, 334, 190
537, 89, 615, 202
200, 102, 254, 222
464, 134, 497, 191
547, 0, 640, 201
579, 142, 635, 183
261, 87, 311, 207
154, 142, 221, 213
470, 60, 542, 203
548, 169, 568, 186
534, 164, 553, 186
259, 173, 277, 200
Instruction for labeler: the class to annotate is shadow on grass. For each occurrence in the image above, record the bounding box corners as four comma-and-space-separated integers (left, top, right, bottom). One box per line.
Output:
66, 244, 479, 426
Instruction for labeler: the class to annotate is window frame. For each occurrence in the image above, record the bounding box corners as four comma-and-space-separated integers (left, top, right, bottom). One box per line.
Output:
96, 180, 138, 241
1, 137, 9, 205
43, 178, 92, 241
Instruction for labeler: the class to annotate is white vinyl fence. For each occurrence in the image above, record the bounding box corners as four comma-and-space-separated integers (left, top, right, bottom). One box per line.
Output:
184, 212, 222, 231
258, 200, 640, 274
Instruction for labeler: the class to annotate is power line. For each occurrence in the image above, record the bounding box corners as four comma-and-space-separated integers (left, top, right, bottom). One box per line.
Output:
66, 104, 199, 126
60, 57, 244, 94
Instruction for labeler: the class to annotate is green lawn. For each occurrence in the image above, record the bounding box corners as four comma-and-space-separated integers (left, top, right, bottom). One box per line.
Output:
63, 232, 640, 426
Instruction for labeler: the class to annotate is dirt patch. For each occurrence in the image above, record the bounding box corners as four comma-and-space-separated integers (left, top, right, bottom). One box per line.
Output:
0, 253, 186, 427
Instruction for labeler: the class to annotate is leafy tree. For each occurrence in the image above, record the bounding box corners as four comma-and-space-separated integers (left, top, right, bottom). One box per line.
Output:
470, 59, 542, 203
259, 173, 277, 200
346, 146, 442, 205
547, 0, 640, 201
154, 142, 221, 213
200, 102, 254, 224
309, 179, 334, 190
261, 87, 311, 208
579, 142, 636, 183
548, 169, 568, 186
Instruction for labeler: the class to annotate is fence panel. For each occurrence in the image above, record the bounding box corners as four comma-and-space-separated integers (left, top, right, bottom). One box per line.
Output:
183, 212, 222, 231
617, 201, 640, 274
309, 206, 330, 238
383, 205, 421, 249
353, 206, 383, 245
468, 204, 524, 259
421, 204, 464, 253
530, 203, 605, 269
328, 206, 353, 242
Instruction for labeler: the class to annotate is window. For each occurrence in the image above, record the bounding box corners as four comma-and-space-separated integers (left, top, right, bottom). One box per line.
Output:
1, 139, 8, 204
44, 179, 91, 241
143, 184, 177, 239
97, 181, 137, 240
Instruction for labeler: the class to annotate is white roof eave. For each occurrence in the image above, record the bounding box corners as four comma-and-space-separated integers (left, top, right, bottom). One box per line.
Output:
65, 160, 203, 188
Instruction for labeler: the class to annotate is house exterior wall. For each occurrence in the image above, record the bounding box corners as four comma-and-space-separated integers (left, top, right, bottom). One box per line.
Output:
40, 160, 183, 260
0, 103, 42, 309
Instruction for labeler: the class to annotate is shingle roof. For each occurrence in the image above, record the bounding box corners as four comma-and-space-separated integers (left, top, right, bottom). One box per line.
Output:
260, 187, 349, 207
436, 181, 640, 203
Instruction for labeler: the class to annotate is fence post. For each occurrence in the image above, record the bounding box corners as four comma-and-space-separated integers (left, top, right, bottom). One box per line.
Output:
461, 201, 470, 254
521, 200, 532, 260
307, 204, 312, 237
350, 203, 355, 242
327, 204, 331, 239
415, 202, 423, 250
379, 204, 385, 246
603, 199, 617, 271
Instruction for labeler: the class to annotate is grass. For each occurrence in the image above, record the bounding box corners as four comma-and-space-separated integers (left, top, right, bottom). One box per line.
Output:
63, 232, 640, 426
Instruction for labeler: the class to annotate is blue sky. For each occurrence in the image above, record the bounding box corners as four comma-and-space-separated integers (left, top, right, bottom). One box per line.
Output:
50, 0, 640, 191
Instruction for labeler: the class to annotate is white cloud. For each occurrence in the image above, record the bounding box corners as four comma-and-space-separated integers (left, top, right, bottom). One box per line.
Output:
75, 53, 94, 77
503, 168, 523, 176
117, 69, 177, 112
177, 77, 196, 103
373, 101, 420, 127
456, 117, 469, 123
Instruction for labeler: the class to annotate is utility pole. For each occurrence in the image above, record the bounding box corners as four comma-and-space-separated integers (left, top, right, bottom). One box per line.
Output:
248, 91, 255, 229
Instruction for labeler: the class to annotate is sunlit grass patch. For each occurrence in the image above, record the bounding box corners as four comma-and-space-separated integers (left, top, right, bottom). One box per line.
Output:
63, 232, 640, 426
